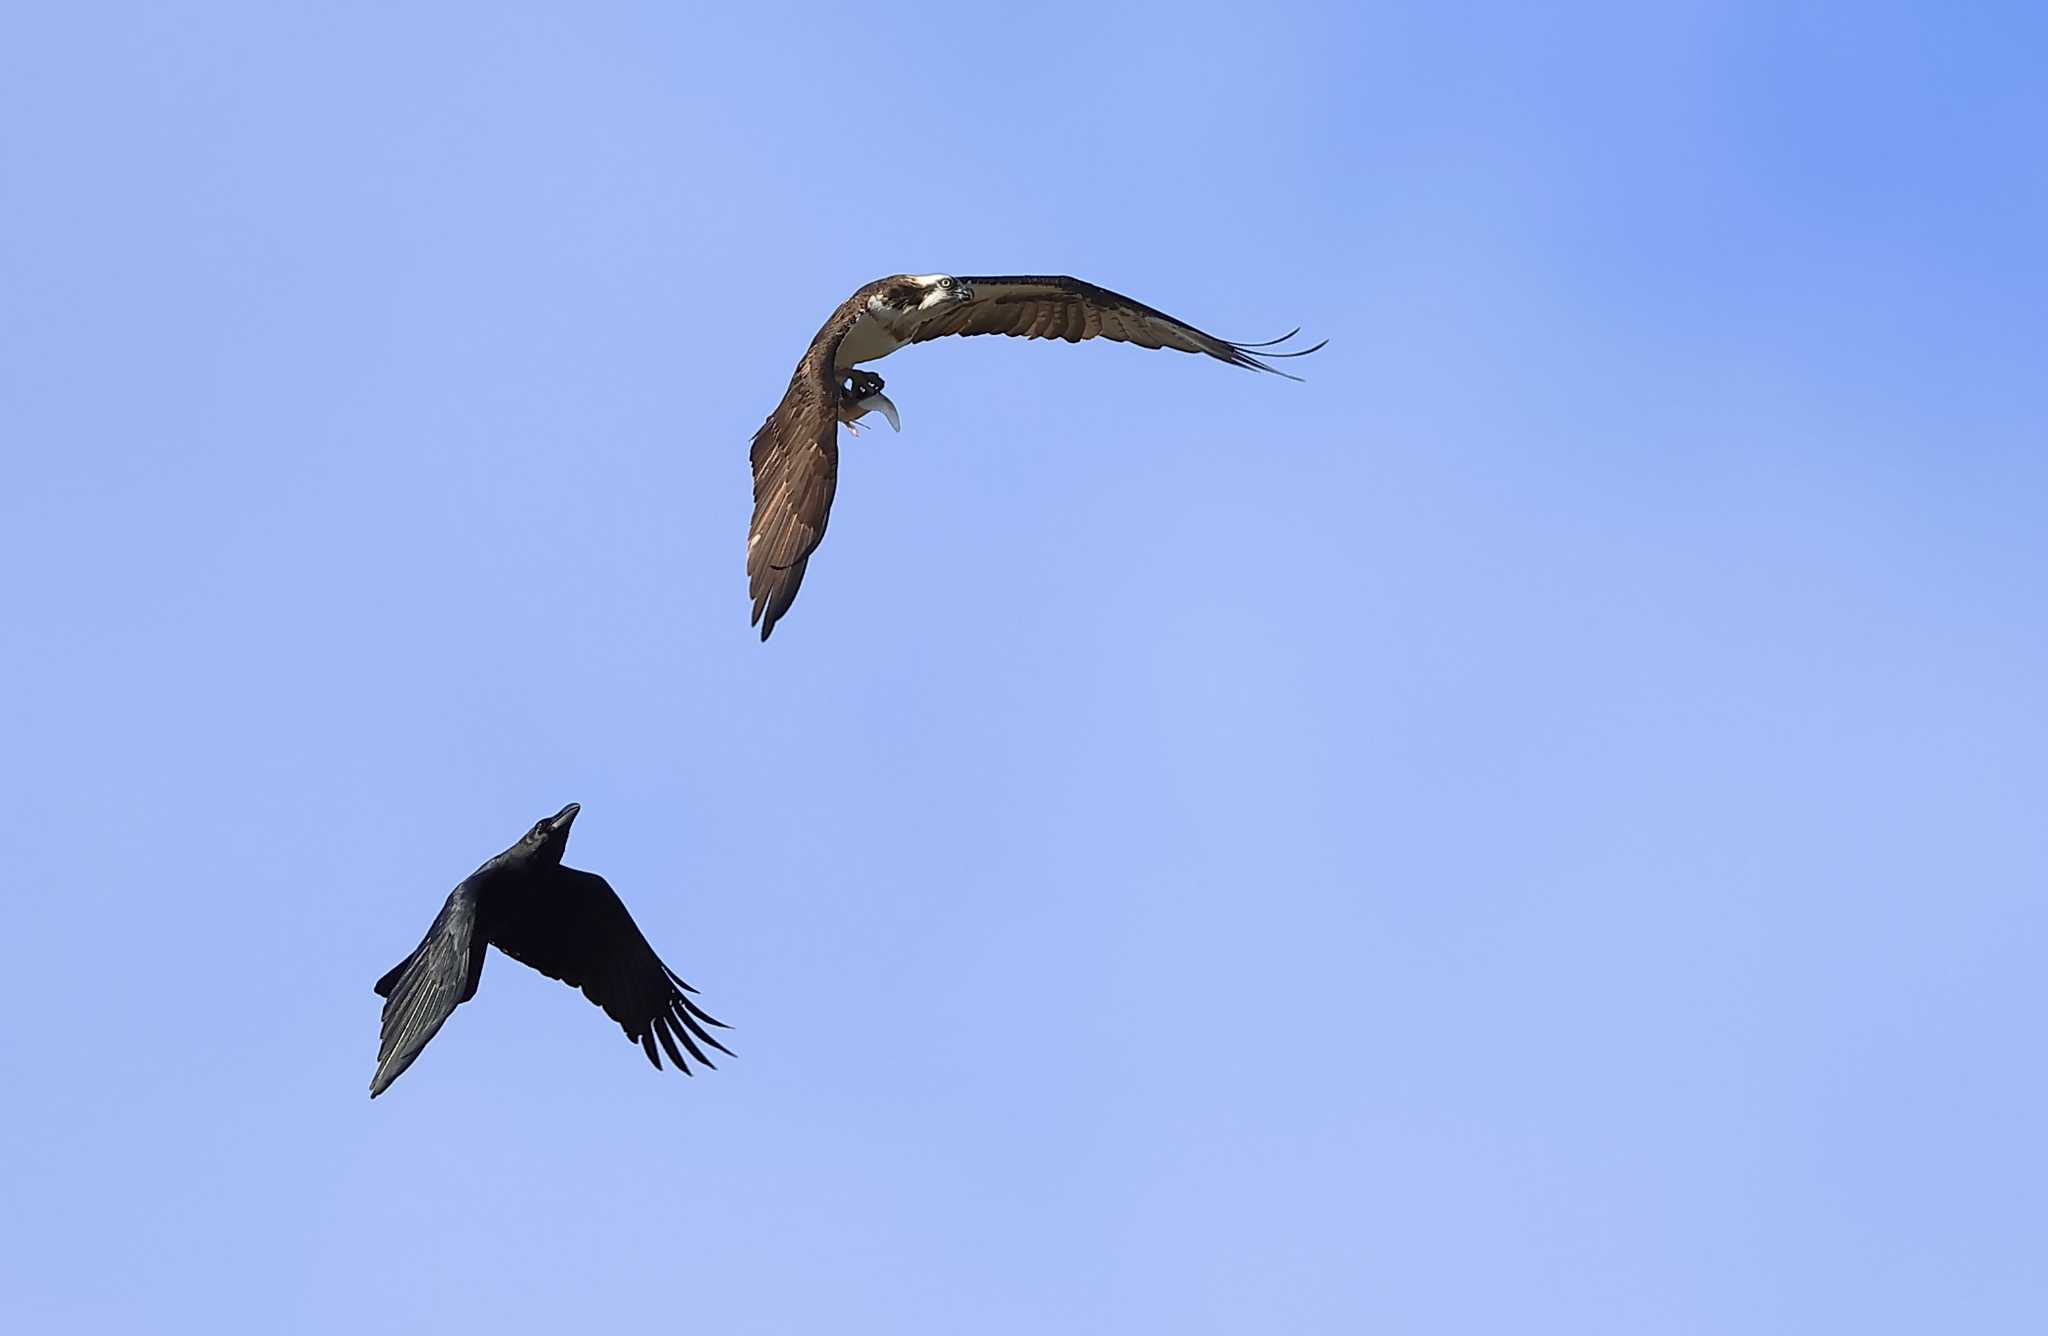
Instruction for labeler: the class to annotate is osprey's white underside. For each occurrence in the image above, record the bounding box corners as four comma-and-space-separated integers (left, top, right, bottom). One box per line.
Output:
834, 278, 965, 372
833, 311, 904, 371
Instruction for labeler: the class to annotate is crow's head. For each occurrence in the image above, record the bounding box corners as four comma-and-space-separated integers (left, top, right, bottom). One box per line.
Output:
518, 802, 580, 864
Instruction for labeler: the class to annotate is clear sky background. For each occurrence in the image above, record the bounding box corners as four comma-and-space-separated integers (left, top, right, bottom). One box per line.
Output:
3, 3, 2044, 1332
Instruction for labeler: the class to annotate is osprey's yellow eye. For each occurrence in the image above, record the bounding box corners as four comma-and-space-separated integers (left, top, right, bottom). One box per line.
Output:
939, 277, 954, 289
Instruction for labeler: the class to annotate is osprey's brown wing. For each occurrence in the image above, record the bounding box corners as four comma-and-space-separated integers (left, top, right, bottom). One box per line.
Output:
907, 275, 1325, 378
746, 283, 893, 640
746, 366, 839, 641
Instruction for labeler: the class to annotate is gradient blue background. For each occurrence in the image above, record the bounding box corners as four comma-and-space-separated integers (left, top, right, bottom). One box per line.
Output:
3, 3, 2044, 1331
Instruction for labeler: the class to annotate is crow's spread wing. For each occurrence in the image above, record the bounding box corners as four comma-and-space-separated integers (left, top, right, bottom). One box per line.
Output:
488, 868, 731, 1074
370, 884, 485, 1098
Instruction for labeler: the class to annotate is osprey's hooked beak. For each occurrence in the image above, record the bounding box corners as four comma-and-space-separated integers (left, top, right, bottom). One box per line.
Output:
852, 391, 899, 433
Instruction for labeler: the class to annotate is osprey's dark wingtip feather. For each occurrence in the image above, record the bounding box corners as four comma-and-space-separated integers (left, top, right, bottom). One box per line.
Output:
1250, 338, 1329, 359
1219, 332, 1328, 380
1231, 326, 1303, 348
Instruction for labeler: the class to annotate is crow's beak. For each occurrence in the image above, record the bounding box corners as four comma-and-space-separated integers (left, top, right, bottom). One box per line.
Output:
853, 391, 900, 432
549, 802, 581, 834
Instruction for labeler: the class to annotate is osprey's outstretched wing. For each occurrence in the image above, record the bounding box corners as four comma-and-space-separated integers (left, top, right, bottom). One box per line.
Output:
906, 275, 1326, 378
746, 368, 840, 641
746, 284, 888, 640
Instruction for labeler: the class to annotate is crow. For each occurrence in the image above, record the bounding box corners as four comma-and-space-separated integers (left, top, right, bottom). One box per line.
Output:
369, 803, 729, 1098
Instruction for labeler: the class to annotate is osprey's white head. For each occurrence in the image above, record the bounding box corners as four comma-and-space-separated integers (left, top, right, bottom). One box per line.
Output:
844, 274, 977, 371
903, 273, 976, 310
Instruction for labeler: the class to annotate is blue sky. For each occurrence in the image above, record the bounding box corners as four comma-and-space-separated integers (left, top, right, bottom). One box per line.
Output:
3, 2, 2044, 1331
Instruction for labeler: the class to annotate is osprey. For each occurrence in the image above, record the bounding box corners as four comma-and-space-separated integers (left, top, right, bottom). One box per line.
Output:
745, 273, 1323, 638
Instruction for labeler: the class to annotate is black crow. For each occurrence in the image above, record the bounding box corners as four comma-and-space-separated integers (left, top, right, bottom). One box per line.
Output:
369, 803, 730, 1098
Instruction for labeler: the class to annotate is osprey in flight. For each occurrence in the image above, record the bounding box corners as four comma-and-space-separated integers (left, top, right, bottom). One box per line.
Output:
745, 273, 1323, 638
368, 803, 729, 1097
